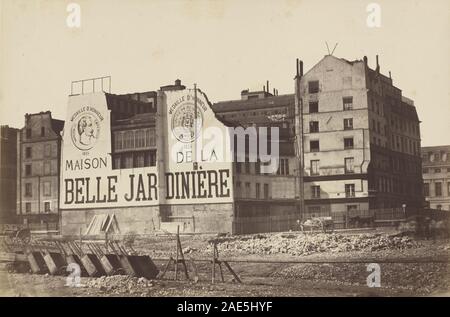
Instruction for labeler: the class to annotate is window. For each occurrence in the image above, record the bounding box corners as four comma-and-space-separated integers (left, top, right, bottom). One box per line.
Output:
434, 168, 441, 173
308, 81, 319, 94
135, 130, 145, 148
245, 162, 251, 174
113, 155, 121, 169
25, 203, 31, 213
41, 127, 45, 137
277, 158, 289, 175
309, 121, 319, 133
343, 118, 353, 130
345, 184, 355, 197
25, 183, 32, 197
236, 162, 242, 174
256, 183, 261, 199
311, 185, 321, 198
435, 182, 442, 196
123, 131, 134, 149
44, 202, 51, 213
343, 97, 353, 110
114, 132, 123, 150
134, 152, 145, 168
309, 101, 319, 113
255, 161, 261, 174
235, 182, 241, 198
25, 147, 32, 158
245, 182, 251, 198
344, 137, 354, 149
44, 144, 51, 157
263, 184, 269, 199
436, 204, 442, 210
43, 181, 51, 196
310, 160, 320, 175
25, 164, 32, 176
347, 205, 358, 213
44, 161, 51, 175
26, 128, 32, 139
123, 154, 133, 168
310, 140, 320, 152
424, 183, 430, 196
145, 151, 156, 167
345, 157, 354, 173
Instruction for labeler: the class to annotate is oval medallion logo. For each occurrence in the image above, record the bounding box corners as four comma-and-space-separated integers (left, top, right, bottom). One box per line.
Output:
171, 102, 203, 143
70, 107, 101, 151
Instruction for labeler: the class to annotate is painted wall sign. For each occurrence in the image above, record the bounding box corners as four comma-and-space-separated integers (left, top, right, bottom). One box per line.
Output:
60, 88, 233, 210
60, 92, 159, 209
163, 89, 234, 204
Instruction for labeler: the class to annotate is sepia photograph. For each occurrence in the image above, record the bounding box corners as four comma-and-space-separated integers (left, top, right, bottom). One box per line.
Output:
0, 0, 449, 306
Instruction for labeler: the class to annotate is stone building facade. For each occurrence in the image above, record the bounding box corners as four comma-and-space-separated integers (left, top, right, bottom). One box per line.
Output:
16, 112, 64, 228
0, 125, 19, 224
301, 55, 423, 217
422, 145, 450, 210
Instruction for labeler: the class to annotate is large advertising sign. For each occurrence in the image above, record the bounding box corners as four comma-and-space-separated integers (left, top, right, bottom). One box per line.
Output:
163, 88, 233, 204
60, 88, 233, 210
60, 92, 158, 209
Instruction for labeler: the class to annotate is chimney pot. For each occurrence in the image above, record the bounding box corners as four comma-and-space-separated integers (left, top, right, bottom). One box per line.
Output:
266, 80, 269, 94
300, 61, 304, 76
175, 79, 181, 86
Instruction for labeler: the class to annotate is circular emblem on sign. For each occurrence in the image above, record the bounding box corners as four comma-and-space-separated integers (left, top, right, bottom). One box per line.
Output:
171, 102, 203, 143
70, 109, 101, 151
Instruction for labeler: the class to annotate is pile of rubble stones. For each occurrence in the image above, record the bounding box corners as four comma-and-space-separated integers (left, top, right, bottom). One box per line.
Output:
86, 275, 154, 295
208, 233, 421, 256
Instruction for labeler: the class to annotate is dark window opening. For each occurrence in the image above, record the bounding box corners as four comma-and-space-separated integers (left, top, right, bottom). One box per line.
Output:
308, 81, 319, 94
310, 140, 320, 152
309, 121, 319, 133
309, 101, 319, 113
344, 137, 354, 149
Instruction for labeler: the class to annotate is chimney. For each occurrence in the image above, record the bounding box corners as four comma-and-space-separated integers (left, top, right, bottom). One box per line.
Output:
300, 60, 303, 77
376, 55, 380, 72
363, 55, 368, 66
273, 88, 276, 95
263, 85, 265, 92
266, 80, 269, 94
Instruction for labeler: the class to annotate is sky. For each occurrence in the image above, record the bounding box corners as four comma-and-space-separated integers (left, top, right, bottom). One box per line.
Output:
0, 0, 449, 146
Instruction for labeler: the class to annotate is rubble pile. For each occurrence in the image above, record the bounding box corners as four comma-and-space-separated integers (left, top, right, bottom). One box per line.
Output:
272, 262, 450, 294
209, 233, 421, 256
86, 275, 154, 295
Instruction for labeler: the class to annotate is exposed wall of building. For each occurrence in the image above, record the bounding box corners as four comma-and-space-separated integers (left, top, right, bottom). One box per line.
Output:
0, 125, 18, 223
61, 206, 160, 236
302, 55, 371, 214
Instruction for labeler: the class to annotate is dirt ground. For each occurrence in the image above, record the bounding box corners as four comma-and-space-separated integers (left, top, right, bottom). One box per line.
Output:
0, 232, 449, 297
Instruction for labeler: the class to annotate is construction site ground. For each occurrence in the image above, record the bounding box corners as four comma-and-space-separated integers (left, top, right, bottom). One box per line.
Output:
0, 230, 449, 297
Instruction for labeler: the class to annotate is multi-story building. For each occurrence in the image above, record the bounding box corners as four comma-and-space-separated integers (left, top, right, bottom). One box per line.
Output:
17, 112, 64, 228
0, 125, 19, 224
422, 145, 450, 210
300, 55, 423, 218
213, 87, 300, 233
60, 79, 302, 235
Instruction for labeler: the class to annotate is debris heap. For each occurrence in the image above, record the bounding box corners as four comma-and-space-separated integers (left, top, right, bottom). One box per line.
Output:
208, 233, 421, 256
86, 275, 153, 295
